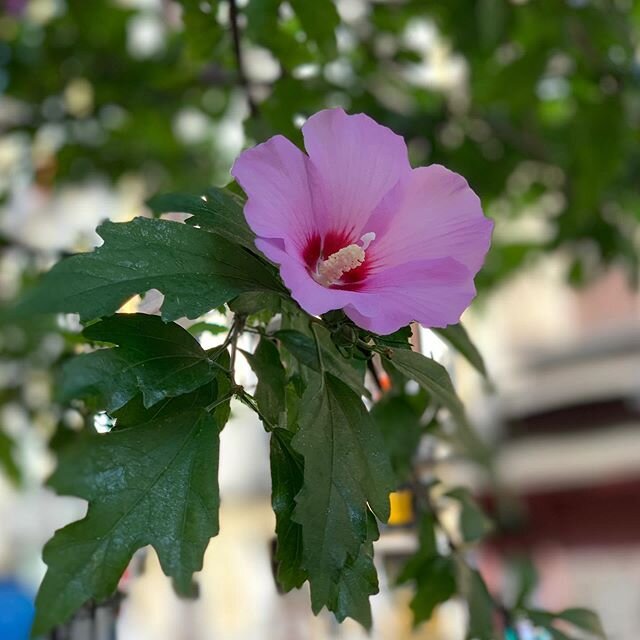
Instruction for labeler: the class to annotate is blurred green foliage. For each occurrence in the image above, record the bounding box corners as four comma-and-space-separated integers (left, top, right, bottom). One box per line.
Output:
2, 0, 639, 288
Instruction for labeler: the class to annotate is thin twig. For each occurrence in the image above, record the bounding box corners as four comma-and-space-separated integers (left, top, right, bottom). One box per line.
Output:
230, 314, 246, 374
228, 0, 259, 117
237, 388, 275, 432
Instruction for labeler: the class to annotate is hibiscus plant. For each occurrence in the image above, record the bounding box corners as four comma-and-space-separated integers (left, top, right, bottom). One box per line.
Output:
11, 111, 604, 640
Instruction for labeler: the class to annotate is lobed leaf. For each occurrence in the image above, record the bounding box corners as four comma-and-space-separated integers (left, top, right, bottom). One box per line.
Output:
328, 512, 380, 628
276, 326, 368, 397
398, 514, 456, 626
384, 349, 464, 421
13, 217, 282, 323
270, 428, 307, 592
59, 313, 218, 412
433, 323, 488, 378
292, 373, 393, 626
33, 397, 224, 635
147, 187, 256, 251
371, 393, 427, 484
242, 337, 286, 426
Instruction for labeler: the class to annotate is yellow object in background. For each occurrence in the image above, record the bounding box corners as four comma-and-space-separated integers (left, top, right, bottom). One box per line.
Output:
388, 489, 414, 526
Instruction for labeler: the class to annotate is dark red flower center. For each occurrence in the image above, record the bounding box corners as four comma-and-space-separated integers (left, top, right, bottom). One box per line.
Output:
302, 230, 372, 289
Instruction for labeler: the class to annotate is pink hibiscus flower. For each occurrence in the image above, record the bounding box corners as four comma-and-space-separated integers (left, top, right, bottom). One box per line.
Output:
231, 108, 493, 335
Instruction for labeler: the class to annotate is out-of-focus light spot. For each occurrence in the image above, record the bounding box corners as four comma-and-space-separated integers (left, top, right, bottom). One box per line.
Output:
324, 58, 354, 86
244, 46, 280, 83
404, 18, 437, 50
199, 1, 212, 13
292, 114, 306, 128
1, 403, 30, 437
94, 412, 116, 434
41, 95, 65, 120
374, 33, 397, 58
336, 25, 355, 53
216, 0, 229, 24
439, 122, 464, 149
63, 78, 94, 117
292, 63, 319, 80
495, 42, 523, 65
63, 409, 84, 431
116, 0, 162, 8
325, 91, 351, 110
71, 118, 105, 146
336, 0, 367, 22
279, 2, 294, 20
403, 19, 467, 93
26, 0, 61, 25
536, 76, 570, 101
608, 45, 627, 65
33, 123, 66, 164
599, 74, 619, 94
173, 107, 210, 144
23, 372, 51, 410
99, 104, 128, 130
127, 13, 166, 58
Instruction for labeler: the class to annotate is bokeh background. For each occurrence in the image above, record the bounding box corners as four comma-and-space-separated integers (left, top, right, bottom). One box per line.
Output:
1, 0, 639, 638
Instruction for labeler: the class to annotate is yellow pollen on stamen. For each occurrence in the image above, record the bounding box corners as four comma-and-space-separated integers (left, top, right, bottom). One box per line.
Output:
316, 244, 365, 286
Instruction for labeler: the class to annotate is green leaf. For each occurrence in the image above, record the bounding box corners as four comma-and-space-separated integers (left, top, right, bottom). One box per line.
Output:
59, 314, 218, 412
384, 349, 464, 421
289, 0, 339, 56
328, 512, 380, 628
187, 321, 228, 336
147, 187, 256, 252
292, 373, 394, 623
397, 514, 456, 625
228, 291, 281, 316
373, 325, 414, 350
459, 566, 495, 640
33, 403, 223, 635
511, 555, 538, 610
556, 608, 606, 638
0, 430, 21, 486
445, 487, 493, 544
527, 607, 607, 640
274, 329, 318, 369
433, 323, 488, 378
371, 393, 427, 484
276, 326, 368, 397
397, 513, 438, 585
410, 556, 457, 626
270, 428, 307, 591
13, 217, 282, 323
243, 337, 286, 426
384, 349, 490, 464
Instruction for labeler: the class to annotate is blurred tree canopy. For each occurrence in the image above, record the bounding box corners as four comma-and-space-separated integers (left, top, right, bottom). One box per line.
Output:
1, 0, 639, 288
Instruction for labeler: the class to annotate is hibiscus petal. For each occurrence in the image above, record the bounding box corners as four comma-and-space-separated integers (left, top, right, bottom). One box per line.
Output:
302, 108, 411, 238
231, 135, 316, 254
370, 165, 493, 273
344, 257, 476, 335
255, 238, 358, 316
